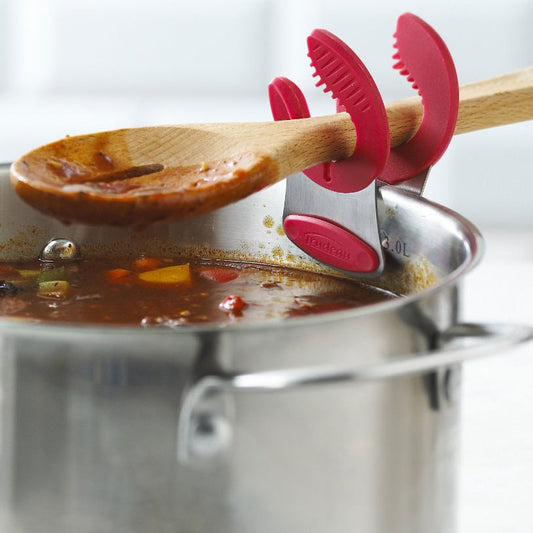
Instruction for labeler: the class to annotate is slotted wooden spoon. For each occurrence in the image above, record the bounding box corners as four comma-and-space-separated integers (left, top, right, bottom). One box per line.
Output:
10, 67, 533, 227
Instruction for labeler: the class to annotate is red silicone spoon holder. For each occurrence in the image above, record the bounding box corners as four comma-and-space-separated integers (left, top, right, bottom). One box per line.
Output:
269, 13, 459, 274
269, 30, 389, 273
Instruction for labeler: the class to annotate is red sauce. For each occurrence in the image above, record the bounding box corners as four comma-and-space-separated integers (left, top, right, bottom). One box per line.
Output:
0, 255, 397, 326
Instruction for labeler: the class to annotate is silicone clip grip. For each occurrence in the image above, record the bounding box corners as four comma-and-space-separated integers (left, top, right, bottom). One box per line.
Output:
380, 12, 459, 184
268, 76, 311, 120
283, 214, 379, 273
268, 78, 331, 185
268, 31, 390, 193
306, 29, 390, 193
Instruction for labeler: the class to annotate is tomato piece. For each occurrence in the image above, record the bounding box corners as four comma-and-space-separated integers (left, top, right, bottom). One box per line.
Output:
105, 268, 133, 283
131, 257, 162, 271
219, 295, 246, 313
199, 267, 239, 283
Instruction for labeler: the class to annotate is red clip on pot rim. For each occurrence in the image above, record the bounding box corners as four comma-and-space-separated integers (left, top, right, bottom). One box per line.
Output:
379, 12, 459, 184
269, 13, 459, 275
269, 30, 390, 273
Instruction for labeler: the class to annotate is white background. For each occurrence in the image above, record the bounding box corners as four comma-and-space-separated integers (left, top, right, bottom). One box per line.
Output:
0, 1, 532, 531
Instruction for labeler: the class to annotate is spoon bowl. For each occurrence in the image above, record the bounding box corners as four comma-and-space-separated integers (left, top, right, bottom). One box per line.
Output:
10, 117, 355, 226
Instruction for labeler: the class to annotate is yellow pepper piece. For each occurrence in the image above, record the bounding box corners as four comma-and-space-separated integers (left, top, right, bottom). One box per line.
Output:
138, 264, 191, 284
38, 280, 70, 299
18, 269, 40, 278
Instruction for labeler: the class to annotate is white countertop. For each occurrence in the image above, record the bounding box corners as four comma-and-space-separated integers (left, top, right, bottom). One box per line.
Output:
458, 231, 533, 533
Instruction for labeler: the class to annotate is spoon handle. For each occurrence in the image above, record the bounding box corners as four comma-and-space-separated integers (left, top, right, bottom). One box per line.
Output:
386, 67, 533, 146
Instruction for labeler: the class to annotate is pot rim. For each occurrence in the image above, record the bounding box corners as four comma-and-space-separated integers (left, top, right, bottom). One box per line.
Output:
0, 165, 484, 339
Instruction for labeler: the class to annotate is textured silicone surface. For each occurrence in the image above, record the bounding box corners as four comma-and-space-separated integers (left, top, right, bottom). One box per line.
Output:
268, 30, 389, 193
380, 12, 459, 183
268, 77, 331, 185
306, 28, 390, 193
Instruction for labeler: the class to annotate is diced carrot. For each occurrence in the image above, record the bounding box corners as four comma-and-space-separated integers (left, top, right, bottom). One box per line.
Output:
131, 257, 162, 271
0, 264, 17, 277
104, 268, 133, 283
199, 267, 239, 283
137, 264, 191, 285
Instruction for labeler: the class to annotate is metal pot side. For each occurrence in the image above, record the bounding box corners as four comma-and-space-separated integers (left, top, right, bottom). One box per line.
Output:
0, 164, 516, 533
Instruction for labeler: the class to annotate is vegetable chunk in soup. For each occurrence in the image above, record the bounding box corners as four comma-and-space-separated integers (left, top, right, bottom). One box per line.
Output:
0, 248, 397, 326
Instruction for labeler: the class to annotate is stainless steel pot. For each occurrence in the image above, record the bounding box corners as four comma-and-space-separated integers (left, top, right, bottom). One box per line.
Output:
0, 163, 530, 533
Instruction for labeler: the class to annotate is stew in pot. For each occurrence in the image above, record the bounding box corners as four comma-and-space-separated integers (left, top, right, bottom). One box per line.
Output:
0, 241, 397, 326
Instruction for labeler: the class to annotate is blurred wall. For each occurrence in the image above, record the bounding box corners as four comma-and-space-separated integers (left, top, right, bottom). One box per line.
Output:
0, 0, 531, 229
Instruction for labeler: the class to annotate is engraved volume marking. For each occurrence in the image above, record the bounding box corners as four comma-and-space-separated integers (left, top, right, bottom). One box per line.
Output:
304, 232, 351, 261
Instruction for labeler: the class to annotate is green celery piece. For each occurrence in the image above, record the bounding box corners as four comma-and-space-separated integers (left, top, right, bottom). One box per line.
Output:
36, 266, 68, 283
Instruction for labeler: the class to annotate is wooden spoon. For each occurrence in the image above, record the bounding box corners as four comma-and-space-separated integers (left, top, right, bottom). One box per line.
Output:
10, 67, 533, 227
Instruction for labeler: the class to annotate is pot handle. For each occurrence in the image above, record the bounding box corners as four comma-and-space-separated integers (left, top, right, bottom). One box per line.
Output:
211, 323, 532, 391
177, 323, 532, 463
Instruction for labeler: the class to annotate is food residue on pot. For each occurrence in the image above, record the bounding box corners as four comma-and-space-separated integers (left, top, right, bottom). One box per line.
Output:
263, 215, 275, 229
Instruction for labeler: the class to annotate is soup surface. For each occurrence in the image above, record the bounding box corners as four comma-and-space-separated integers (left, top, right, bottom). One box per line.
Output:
0, 254, 397, 326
